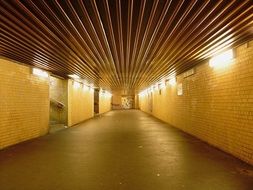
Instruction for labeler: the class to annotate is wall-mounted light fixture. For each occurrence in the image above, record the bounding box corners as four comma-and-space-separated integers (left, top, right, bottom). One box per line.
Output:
154, 84, 159, 91
89, 84, 94, 88
158, 80, 166, 89
32, 68, 49, 78
83, 84, 89, 91
168, 77, 176, 86
73, 81, 81, 88
138, 89, 147, 97
100, 89, 112, 98
105, 91, 112, 98
68, 74, 80, 79
148, 87, 153, 93
100, 88, 105, 94
209, 49, 234, 68
88, 84, 94, 92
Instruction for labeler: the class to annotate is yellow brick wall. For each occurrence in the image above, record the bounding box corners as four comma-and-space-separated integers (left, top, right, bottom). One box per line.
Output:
134, 95, 139, 109
139, 41, 253, 165
112, 90, 138, 109
0, 58, 49, 149
112, 91, 122, 109
99, 92, 111, 114
68, 80, 94, 126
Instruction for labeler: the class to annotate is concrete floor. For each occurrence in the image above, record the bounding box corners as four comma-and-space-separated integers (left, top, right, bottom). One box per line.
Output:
0, 110, 253, 190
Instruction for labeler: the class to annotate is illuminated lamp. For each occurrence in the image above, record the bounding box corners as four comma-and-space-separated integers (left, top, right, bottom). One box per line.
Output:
209, 49, 234, 68
68, 74, 80, 79
32, 68, 49, 78
168, 77, 176, 86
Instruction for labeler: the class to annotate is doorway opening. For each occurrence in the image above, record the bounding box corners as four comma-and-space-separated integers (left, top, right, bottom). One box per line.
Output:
94, 89, 99, 114
49, 76, 68, 133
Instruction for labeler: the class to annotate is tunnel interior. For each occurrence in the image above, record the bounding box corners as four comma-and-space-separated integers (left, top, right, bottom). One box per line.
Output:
0, 1, 253, 189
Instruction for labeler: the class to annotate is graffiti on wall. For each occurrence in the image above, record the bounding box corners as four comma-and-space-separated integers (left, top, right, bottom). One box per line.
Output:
121, 96, 134, 109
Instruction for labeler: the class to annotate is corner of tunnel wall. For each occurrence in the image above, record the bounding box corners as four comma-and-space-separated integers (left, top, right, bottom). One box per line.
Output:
67, 79, 94, 127
134, 95, 139, 109
99, 93, 112, 114
139, 40, 253, 166
0, 58, 50, 149
67, 80, 72, 127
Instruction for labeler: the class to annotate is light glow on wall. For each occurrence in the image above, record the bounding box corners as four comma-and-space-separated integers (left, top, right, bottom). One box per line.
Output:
168, 77, 176, 86
89, 84, 95, 92
89, 86, 94, 92
105, 91, 112, 98
139, 89, 147, 97
68, 74, 80, 79
209, 49, 234, 68
83, 84, 89, 91
69, 75, 96, 92
148, 87, 153, 93
139, 77, 177, 96
100, 89, 112, 98
159, 81, 166, 89
73, 81, 81, 88
154, 84, 159, 90
32, 68, 49, 78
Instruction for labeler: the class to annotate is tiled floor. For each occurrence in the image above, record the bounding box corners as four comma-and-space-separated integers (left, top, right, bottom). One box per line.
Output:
0, 110, 253, 190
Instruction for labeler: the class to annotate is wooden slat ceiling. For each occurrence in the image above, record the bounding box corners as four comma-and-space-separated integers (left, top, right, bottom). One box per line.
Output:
0, 0, 252, 92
